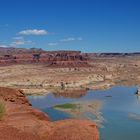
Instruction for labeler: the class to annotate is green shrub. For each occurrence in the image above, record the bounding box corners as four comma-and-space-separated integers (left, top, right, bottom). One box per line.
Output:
0, 102, 5, 120
54, 103, 77, 109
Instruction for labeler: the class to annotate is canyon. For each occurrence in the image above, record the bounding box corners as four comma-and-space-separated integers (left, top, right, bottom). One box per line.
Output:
0, 48, 139, 94
0, 47, 140, 140
0, 51, 139, 95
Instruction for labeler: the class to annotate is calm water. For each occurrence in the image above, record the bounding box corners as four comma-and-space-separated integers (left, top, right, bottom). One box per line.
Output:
28, 86, 140, 140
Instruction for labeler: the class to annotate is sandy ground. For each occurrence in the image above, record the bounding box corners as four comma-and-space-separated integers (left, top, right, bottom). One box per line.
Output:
0, 56, 139, 95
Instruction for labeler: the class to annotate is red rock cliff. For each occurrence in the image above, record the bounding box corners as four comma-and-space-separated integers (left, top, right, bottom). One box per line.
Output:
0, 87, 99, 140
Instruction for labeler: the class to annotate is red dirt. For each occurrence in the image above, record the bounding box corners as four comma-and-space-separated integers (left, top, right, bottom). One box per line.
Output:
0, 87, 99, 140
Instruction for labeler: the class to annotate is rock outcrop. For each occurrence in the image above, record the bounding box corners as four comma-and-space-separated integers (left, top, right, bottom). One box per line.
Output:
1, 47, 140, 67
45, 51, 89, 67
0, 49, 90, 67
0, 87, 99, 140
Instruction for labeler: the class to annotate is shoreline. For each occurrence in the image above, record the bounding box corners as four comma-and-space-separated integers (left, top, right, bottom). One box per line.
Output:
0, 87, 99, 140
53, 101, 104, 127
0, 56, 139, 96
7, 81, 139, 96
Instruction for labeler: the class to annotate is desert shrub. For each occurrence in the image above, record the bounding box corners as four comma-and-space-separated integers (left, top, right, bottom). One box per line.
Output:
54, 103, 77, 109
0, 102, 5, 120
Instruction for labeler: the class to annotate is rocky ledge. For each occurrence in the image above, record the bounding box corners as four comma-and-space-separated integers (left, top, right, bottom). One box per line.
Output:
0, 87, 99, 140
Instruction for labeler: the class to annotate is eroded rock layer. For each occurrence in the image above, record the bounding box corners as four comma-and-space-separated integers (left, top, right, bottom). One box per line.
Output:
0, 49, 90, 67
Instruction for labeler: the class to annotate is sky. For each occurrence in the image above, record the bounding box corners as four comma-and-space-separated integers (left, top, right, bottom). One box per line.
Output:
0, 0, 140, 52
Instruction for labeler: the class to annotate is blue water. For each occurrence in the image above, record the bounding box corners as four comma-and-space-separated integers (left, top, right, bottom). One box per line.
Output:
42, 107, 71, 121
28, 86, 140, 140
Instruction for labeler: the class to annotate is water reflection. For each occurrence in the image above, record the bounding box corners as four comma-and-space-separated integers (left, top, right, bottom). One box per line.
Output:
52, 89, 87, 98
28, 86, 140, 140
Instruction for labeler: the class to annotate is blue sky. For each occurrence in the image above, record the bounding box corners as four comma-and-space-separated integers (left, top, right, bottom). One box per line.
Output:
0, 0, 140, 52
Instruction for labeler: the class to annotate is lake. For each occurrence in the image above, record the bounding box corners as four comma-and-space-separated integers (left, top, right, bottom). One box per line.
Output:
28, 86, 140, 140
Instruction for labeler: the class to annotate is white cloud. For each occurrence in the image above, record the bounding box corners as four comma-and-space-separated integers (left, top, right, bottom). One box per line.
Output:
19, 29, 48, 35
48, 42, 57, 46
10, 37, 32, 47
11, 40, 25, 46
47, 37, 83, 47
0, 45, 9, 48
0, 36, 33, 48
60, 37, 75, 42
60, 37, 83, 42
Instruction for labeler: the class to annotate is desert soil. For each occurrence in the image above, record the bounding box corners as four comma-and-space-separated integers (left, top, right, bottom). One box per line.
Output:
0, 56, 139, 95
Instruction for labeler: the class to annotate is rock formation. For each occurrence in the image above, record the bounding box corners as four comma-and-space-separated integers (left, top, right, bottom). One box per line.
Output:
0, 47, 140, 67
0, 48, 90, 67
45, 51, 89, 67
0, 87, 99, 140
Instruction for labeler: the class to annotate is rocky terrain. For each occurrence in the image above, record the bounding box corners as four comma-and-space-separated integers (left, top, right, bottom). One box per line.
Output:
0, 48, 89, 67
0, 87, 99, 140
0, 54, 139, 95
0, 48, 140, 139
0, 47, 140, 68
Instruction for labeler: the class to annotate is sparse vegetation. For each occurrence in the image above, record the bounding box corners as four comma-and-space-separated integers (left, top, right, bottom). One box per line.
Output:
54, 103, 77, 109
0, 102, 5, 120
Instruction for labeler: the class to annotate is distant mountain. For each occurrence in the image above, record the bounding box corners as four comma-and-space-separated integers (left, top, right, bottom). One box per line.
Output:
82, 52, 140, 58
0, 47, 45, 56
0, 47, 140, 58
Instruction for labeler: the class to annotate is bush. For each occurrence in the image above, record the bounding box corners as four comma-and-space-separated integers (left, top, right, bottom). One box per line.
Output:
0, 102, 5, 120
54, 103, 77, 109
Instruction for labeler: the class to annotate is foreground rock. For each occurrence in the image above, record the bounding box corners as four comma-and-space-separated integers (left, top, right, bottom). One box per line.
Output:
0, 87, 99, 140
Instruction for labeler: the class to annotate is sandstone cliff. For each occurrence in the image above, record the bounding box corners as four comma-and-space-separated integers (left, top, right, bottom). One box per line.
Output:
0, 87, 99, 140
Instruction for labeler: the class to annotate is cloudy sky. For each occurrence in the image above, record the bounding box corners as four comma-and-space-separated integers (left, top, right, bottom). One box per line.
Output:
0, 0, 140, 52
